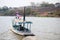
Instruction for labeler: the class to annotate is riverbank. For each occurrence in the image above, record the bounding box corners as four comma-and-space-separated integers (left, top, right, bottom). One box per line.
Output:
0, 16, 60, 18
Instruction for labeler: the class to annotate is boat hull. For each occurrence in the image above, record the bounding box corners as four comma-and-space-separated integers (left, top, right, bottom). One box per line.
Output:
10, 26, 34, 36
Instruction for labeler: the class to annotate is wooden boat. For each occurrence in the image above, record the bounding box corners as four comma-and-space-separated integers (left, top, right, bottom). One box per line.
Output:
10, 7, 34, 36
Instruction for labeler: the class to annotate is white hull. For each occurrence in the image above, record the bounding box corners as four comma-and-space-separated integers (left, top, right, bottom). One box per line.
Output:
10, 26, 34, 36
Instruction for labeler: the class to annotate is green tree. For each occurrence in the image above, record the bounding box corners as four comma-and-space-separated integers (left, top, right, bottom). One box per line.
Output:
4, 10, 16, 16
2, 6, 8, 11
0, 8, 1, 11
54, 10, 60, 17
25, 8, 31, 16
40, 2, 55, 7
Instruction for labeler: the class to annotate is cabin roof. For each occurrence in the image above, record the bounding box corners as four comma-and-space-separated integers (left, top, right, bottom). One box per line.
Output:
18, 21, 32, 24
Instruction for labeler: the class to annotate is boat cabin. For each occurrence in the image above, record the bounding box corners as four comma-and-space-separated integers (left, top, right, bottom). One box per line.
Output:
12, 21, 32, 32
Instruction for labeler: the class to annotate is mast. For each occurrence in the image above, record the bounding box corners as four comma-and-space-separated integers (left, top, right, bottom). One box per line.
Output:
23, 7, 25, 21
23, 7, 25, 27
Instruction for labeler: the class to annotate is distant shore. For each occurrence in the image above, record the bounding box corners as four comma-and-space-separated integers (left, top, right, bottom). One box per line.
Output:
0, 16, 60, 18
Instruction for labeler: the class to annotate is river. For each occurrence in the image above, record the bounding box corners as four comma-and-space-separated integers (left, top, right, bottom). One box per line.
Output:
0, 16, 60, 40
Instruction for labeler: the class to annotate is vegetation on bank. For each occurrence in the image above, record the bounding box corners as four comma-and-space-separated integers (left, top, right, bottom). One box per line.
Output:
0, 2, 60, 17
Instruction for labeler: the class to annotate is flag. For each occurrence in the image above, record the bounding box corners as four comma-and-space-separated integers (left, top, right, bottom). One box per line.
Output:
16, 12, 22, 19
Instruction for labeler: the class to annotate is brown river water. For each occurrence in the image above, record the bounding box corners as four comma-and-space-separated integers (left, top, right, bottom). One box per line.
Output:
0, 16, 60, 40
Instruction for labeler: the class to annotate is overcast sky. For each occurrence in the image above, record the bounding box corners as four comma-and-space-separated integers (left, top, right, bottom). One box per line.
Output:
0, 0, 60, 7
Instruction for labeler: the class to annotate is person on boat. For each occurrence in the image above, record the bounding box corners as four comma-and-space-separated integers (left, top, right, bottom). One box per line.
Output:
19, 25, 25, 31
16, 11, 22, 19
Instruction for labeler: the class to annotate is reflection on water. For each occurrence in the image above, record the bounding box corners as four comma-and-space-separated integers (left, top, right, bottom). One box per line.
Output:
0, 16, 60, 40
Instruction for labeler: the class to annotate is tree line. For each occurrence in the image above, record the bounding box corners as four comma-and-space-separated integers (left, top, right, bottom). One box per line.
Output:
0, 2, 60, 17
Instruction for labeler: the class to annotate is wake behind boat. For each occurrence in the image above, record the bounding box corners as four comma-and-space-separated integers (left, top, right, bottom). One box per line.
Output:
10, 7, 34, 36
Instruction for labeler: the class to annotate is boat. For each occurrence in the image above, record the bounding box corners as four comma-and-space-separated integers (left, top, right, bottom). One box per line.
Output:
10, 7, 34, 36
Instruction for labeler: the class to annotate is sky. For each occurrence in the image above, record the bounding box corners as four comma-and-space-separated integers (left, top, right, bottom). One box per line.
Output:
0, 0, 60, 7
